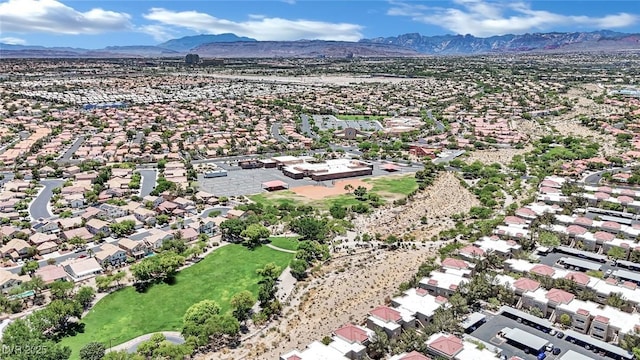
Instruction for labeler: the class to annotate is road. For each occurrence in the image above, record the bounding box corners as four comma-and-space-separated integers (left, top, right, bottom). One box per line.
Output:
29, 179, 64, 220
6, 241, 104, 274
270, 122, 289, 143
137, 169, 157, 197
426, 109, 446, 133
299, 114, 319, 139
57, 136, 85, 163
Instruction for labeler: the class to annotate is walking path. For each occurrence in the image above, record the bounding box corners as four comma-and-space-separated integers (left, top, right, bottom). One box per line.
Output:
107, 331, 184, 353
265, 244, 297, 254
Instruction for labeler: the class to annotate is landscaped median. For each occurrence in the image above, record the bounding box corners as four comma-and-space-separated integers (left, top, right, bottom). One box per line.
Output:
60, 244, 294, 359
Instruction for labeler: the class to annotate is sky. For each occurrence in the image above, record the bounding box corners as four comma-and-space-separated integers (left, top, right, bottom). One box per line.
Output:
0, 0, 638, 48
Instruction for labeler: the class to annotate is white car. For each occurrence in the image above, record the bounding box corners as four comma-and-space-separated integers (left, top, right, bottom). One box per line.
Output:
546, 343, 554, 352
549, 329, 557, 336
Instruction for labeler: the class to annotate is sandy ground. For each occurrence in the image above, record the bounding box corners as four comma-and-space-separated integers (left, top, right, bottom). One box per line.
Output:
464, 145, 533, 167
352, 171, 480, 240
209, 246, 437, 360
291, 179, 372, 200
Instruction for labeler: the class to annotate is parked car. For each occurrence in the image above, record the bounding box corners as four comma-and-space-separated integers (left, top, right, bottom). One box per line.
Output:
549, 329, 557, 336
557, 331, 565, 339
545, 343, 554, 352
553, 347, 561, 355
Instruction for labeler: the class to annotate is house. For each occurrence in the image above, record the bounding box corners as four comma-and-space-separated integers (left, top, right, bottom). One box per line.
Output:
62, 227, 93, 242
134, 207, 156, 224
143, 228, 174, 250
34, 265, 69, 284
178, 227, 199, 242
0, 238, 31, 259
85, 218, 110, 235
66, 193, 85, 208
0, 225, 20, 239
426, 333, 464, 359
331, 324, 373, 360
57, 217, 83, 231
173, 197, 195, 210
81, 206, 105, 221
280, 341, 349, 360
31, 220, 59, 234
118, 238, 148, 259
94, 243, 127, 267
0, 269, 28, 293
419, 271, 468, 298
366, 305, 407, 338
391, 288, 449, 327
226, 209, 246, 219
36, 241, 58, 255
63, 257, 103, 280
98, 203, 127, 219
29, 232, 58, 246
143, 195, 163, 209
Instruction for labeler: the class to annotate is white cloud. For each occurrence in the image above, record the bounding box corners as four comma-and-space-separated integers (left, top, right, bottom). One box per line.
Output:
0, 0, 131, 35
387, 0, 639, 37
138, 25, 177, 42
143, 8, 363, 41
0, 37, 26, 45
282, 0, 296, 4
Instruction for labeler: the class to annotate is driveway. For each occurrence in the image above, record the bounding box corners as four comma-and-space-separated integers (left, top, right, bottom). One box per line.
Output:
29, 179, 64, 220
137, 169, 157, 197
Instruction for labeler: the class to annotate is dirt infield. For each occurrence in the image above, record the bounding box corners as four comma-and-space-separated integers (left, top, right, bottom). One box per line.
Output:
290, 179, 372, 200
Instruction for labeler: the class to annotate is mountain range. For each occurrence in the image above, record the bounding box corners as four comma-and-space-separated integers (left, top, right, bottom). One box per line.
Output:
1, 30, 639, 58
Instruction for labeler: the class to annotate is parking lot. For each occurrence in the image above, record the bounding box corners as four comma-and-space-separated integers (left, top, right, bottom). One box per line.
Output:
312, 114, 383, 132
535, 249, 618, 277
197, 161, 419, 197
470, 312, 617, 360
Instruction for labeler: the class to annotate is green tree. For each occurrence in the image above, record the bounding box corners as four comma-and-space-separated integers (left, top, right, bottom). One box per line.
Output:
608, 246, 627, 260
230, 290, 255, 323
289, 258, 309, 280
21, 260, 39, 275
329, 204, 347, 219
353, 186, 368, 200
75, 286, 95, 310
367, 328, 390, 359
290, 216, 328, 242
183, 300, 220, 325
559, 313, 572, 327
538, 231, 561, 247
80, 342, 106, 360
49, 280, 74, 300
240, 223, 270, 249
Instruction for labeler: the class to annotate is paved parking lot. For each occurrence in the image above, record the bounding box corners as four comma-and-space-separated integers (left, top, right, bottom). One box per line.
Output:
312, 114, 383, 131
470, 312, 618, 360
197, 161, 419, 197
536, 250, 616, 274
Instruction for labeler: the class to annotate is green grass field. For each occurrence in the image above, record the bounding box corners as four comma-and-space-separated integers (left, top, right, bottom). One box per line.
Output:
364, 174, 418, 196
60, 245, 293, 358
334, 115, 386, 121
269, 236, 300, 251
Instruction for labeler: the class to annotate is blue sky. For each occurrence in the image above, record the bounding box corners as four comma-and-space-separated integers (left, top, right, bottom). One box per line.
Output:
0, 0, 638, 48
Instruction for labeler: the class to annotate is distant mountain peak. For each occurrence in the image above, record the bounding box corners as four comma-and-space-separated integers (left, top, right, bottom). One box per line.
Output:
158, 33, 257, 52
360, 30, 638, 55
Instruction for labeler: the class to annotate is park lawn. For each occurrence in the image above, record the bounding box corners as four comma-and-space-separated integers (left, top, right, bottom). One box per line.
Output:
269, 236, 300, 251
335, 115, 386, 121
60, 245, 293, 359
320, 195, 362, 209
364, 174, 418, 196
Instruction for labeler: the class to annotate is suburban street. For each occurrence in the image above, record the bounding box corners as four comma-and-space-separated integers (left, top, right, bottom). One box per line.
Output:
57, 135, 85, 163
299, 114, 319, 139
137, 169, 157, 197
270, 122, 289, 143
29, 179, 64, 220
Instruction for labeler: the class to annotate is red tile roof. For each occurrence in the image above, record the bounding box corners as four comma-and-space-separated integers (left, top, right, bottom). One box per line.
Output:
530, 264, 555, 277
513, 277, 541, 292
370, 306, 401, 323
442, 257, 469, 270
546, 288, 575, 304
618, 196, 634, 204
429, 334, 463, 357
594, 231, 615, 242
594, 192, 610, 200
334, 324, 368, 344
400, 351, 432, 360
286, 355, 302, 360
574, 217, 593, 226
459, 245, 485, 257
565, 272, 590, 286
594, 315, 610, 324
577, 308, 590, 316
505, 216, 526, 225
602, 221, 621, 230
567, 225, 588, 235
